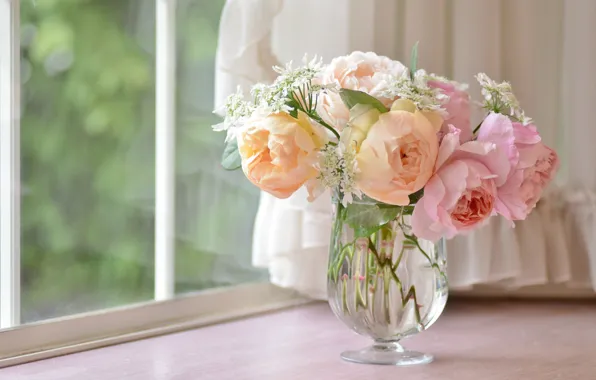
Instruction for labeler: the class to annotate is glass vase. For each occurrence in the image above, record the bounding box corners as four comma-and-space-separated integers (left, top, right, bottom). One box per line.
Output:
327, 196, 448, 366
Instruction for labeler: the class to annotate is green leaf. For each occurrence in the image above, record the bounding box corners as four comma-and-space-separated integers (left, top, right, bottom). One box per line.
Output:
408, 188, 424, 205
285, 99, 299, 118
339, 89, 388, 114
221, 138, 242, 170
344, 203, 400, 238
410, 41, 419, 80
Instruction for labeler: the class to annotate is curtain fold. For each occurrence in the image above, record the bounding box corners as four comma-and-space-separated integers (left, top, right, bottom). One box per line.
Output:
214, 0, 282, 110
216, 0, 596, 299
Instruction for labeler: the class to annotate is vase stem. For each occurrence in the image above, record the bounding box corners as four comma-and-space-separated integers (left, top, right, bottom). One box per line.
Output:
373, 340, 404, 353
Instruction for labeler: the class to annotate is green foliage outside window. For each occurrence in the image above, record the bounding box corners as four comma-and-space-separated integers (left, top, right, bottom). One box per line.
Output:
19, 0, 263, 323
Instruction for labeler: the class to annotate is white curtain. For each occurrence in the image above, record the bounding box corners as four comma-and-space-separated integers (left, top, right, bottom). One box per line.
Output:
216, 0, 596, 299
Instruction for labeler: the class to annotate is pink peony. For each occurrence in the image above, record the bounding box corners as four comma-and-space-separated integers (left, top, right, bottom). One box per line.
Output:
428, 79, 472, 143
411, 128, 507, 241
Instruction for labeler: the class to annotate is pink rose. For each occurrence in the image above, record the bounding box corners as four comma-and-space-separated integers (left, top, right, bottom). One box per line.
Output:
411, 156, 497, 241
411, 128, 506, 241
317, 51, 407, 130
476, 115, 559, 220
496, 124, 559, 220
533, 144, 559, 186
428, 79, 472, 143
475, 113, 518, 187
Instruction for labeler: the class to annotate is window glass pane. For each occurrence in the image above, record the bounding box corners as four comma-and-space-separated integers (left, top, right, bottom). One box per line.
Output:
173, 0, 267, 293
20, 0, 156, 323
14, 0, 266, 325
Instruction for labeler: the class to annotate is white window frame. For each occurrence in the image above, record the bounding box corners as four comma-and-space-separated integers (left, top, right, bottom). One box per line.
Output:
0, 283, 308, 367
0, 0, 308, 367
0, 0, 21, 331
155, 0, 176, 301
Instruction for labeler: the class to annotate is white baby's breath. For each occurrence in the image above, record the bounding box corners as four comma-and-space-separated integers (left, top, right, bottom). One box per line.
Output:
318, 141, 362, 206
318, 144, 341, 189
273, 55, 325, 88
212, 88, 256, 141
475, 73, 532, 125
380, 69, 448, 116
213, 56, 328, 136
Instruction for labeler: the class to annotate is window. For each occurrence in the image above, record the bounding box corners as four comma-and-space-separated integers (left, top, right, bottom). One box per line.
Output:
0, 0, 301, 366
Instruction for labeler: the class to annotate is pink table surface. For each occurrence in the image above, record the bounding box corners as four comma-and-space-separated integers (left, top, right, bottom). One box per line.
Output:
1, 299, 595, 380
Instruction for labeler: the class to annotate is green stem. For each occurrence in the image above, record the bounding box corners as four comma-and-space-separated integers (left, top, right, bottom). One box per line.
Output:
288, 90, 341, 141
355, 280, 364, 310
360, 241, 370, 308
368, 238, 384, 266
403, 233, 433, 265
308, 84, 314, 112
389, 269, 401, 289
331, 244, 352, 282
402, 285, 422, 327
472, 120, 483, 134
370, 267, 379, 316
328, 202, 346, 282
354, 242, 363, 310
391, 246, 406, 272
341, 277, 349, 313
403, 233, 448, 285
383, 266, 391, 322
309, 112, 341, 140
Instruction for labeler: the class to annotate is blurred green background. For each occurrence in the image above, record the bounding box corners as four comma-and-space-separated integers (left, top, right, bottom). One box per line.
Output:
19, 0, 264, 323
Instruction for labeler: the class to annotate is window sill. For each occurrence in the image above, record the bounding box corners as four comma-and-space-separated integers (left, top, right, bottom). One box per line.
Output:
0, 283, 309, 367
1, 300, 595, 379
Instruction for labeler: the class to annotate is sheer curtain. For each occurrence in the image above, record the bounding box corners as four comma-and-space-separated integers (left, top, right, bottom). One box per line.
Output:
216, 0, 596, 299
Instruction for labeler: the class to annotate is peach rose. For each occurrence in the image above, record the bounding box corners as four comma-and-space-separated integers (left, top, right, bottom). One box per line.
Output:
344, 104, 381, 146
237, 111, 326, 199
355, 100, 440, 206
317, 51, 407, 130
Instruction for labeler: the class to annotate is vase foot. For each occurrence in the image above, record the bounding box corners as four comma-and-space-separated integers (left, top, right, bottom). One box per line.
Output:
340, 341, 433, 366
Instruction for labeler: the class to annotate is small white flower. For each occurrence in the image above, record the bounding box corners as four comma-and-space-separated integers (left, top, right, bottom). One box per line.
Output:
317, 140, 362, 206
475, 73, 532, 125
380, 69, 448, 116
212, 87, 256, 133
214, 56, 328, 129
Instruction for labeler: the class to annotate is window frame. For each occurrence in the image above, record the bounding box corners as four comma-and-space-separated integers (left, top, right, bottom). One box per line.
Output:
0, 0, 21, 330
154, 0, 176, 301
0, 283, 307, 367
0, 0, 306, 367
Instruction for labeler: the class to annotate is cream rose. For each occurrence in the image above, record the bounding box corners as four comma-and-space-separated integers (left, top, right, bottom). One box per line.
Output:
317, 51, 408, 130
354, 100, 440, 205
237, 111, 326, 199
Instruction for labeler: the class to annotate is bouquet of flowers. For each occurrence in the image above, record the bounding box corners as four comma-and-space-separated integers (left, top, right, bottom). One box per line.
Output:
214, 45, 560, 365
214, 46, 559, 241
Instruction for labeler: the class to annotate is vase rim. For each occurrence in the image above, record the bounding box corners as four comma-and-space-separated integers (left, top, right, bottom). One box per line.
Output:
332, 189, 417, 207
